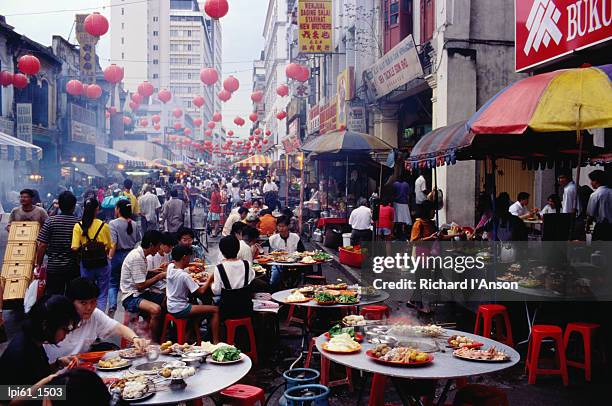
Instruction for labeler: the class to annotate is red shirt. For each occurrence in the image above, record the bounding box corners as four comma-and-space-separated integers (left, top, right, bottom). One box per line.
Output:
210, 191, 222, 213
377, 205, 395, 229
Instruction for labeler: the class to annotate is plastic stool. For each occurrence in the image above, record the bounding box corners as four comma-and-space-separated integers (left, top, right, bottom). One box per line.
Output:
225, 318, 258, 364
564, 322, 600, 381
453, 384, 509, 406
526, 325, 568, 386
220, 384, 265, 406
360, 305, 390, 320
160, 314, 201, 345
367, 374, 387, 406
474, 304, 514, 347
305, 338, 352, 390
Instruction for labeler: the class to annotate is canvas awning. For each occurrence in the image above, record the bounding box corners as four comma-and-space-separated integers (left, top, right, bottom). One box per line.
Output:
96, 147, 148, 167
0, 131, 43, 161
72, 163, 104, 178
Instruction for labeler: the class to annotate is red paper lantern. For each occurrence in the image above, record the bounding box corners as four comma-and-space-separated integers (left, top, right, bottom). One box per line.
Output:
84, 12, 109, 36
295, 65, 310, 82
139, 118, 148, 127
123, 116, 132, 125
253, 129, 261, 135
205, 129, 213, 136
193, 95, 205, 108
172, 108, 183, 118
86, 84, 102, 99
103, 64, 124, 84
285, 63, 302, 80
137, 81, 154, 97
237, 141, 243, 145
223, 76, 239, 93
66, 80, 84, 96
205, 140, 212, 146
276, 111, 287, 120
128, 101, 139, 111
0, 71, 13, 87
227, 140, 233, 145
207, 121, 216, 129
184, 128, 192, 136
200, 68, 219, 86
158, 89, 172, 103
17, 54, 40, 76
265, 130, 271, 136
251, 91, 264, 103
204, 0, 229, 19
249, 112, 258, 122
153, 124, 161, 131
217, 89, 231, 102
173, 122, 182, 131
248, 135, 254, 141
131, 93, 143, 104
12, 73, 28, 89
151, 114, 161, 124
276, 84, 289, 97
234, 116, 245, 126
193, 118, 203, 127
227, 130, 234, 136
212, 112, 222, 122
262, 139, 269, 144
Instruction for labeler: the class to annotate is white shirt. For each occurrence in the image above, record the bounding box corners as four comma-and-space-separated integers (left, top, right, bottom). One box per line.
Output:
540, 204, 558, 216
562, 181, 578, 214
230, 187, 241, 201
138, 192, 161, 222
349, 205, 372, 230
216, 240, 253, 265
166, 263, 200, 314
244, 189, 252, 201
222, 212, 242, 237
587, 185, 612, 223
212, 260, 255, 296
44, 309, 118, 362
147, 252, 169, 290
269, 233, 302, 253
415, 175, 428, 204
263, 182, 278, 193
120, 247, 149, 302
509, 201, 529, 217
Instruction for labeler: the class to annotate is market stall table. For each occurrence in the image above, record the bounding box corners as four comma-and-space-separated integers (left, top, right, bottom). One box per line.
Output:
272, 288, 390, 308
317, 217, 347, 229
96, 352, 252, 405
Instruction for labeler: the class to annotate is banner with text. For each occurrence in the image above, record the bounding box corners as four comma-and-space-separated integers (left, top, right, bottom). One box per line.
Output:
298, 0, 333, 53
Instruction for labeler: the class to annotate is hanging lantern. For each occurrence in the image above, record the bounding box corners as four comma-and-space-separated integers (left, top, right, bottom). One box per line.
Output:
251, 91, 264, 103
207, 121, 216, 129
248, 135, 254, 141
137, 81, 154, 97
172, 108, 183, 118
237, 140, 242, 145
139, 118, 148, 127
234, 116, 245, 126
131, 93, 143, 104
66, 80, 84, 96
157, 89, 172, 103
151, 114, 161, 124
17, 54, 41, 76
276, 111, 287, 120
217, 89, 231, 102
223, 75, 240, 93
123, 116, 132, 125
227, 130, 234, 136
285, 63, 302, 80
276, 84, 289, 97
253, 129, 261, 136
193, 118, 203, 127
84, 12, 109, 36
184, 128, 192, 136
193, 95, 205, 108
85, 84, 102, 99
108, 106, 117, 114
257, 145, 262, 151
205, 129, 213, 136
204, 0, 229, 19
0, 71, 13, 87
249, 112, 258, 122
103, 64, 124, 84
295, 65, 310, 82
200, 68, 219, 85
205, 140, 212, 146
12, 73, 29, 89
153, 124, 161, 131
128, 101, 139, 111
212, 112, 222, 122
262, 139, 269, 144
227, 140, 233, 145
265, 130, 271, 136
173, 122, 182, 131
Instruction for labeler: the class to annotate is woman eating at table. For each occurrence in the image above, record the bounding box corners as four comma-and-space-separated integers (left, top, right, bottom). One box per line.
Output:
0, 295, 80, 386
44, 278, 148, 364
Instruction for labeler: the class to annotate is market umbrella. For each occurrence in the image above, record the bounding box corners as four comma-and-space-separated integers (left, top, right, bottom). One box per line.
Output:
152, 158, 173, 166
301, 129, 393, 154
234, 155, 272, 169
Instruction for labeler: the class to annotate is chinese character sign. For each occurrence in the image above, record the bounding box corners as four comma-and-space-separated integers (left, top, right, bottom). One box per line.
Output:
16, 103, 32, 144
75, 14, 99, 82
298, 0, 333, 54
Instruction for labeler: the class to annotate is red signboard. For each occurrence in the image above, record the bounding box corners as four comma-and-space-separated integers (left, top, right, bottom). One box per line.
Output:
515, 0, 612, 72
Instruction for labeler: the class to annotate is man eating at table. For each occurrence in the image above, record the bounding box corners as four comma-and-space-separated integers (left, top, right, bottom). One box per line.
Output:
44, 278, 148, 363
268, 216, 306, 290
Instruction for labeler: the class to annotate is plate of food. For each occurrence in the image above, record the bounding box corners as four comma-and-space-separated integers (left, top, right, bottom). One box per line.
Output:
325, 325, 364, 342
326, 283, 348, 290
447, 335, 484, 349
312, 252, 332, 262
78, 351, 110, 363
336, 294, 359, 304
343, 315, 366, 326
97, 356, 131, 371
252, 264, 266, 274
387, 324, 446, 338
131, 361, 167, 375
255, 256, 272, 264
297, 286, 316, 295
453, 347, 510, 362
366, 345, 433, 366
300, 256, 317, 264
518, 278, 543, 288
165, 343, 195, 356
118, 348, 146, 360
320, 333, 362, 354
313, 291, 337, 305
284, 291, 311, 303
159, 341, 174, 354
208, 346, 245, 364
158, 366, 196, 380
108, 375, 155, 402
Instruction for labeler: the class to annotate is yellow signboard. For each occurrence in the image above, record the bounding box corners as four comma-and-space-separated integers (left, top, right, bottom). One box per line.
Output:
298, 0, 333, 54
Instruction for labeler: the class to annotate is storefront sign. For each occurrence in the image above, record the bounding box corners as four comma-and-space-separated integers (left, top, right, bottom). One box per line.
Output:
364, 34, 423, 99
516, 0, 612, 72
70, 103, 97, 144
282, 119, 302, 154
336, 67, 355, 129
291, 81, 310, 98
75, 14, 99, 82
16, 103, 32, 143
348, 103, 367, 133
298, 0, 333, 53
319, 97, 337, 135
307, 104, 320, 134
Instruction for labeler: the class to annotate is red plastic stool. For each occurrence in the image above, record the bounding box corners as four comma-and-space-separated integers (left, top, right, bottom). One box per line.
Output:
526, 325, 568, 386
305, 337, 352, 390
160, 314, 201, 345
360, 305, 391, 320
474, 304, 514, 347
453, 384, 509, 406
220, 384, 265, 406
368, 373, 387, 406
225, 318, 258, 364
564, 322, 600, 382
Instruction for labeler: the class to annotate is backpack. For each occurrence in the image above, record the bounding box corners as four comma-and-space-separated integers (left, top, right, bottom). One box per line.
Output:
79, 222, 108, 269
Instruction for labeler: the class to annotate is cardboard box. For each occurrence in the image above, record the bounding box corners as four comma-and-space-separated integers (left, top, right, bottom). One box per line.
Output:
4, 242, 37, 263
1, 261, 34, 280
8, 222, 40, 242
2, 276, 31, 300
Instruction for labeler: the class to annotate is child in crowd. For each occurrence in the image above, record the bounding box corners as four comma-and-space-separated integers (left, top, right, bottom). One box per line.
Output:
147, 232, 177, 294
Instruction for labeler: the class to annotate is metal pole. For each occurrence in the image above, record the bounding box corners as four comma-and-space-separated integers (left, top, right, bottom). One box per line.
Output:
433, 166, 439, 229
298, 153, 305, 233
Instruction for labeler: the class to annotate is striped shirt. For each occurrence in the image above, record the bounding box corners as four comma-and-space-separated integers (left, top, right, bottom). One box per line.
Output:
37, 214, 80, 274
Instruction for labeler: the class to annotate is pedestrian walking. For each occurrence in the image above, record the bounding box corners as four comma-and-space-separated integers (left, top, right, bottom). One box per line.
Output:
138, 185, 162, 232
160, 189, 186, 233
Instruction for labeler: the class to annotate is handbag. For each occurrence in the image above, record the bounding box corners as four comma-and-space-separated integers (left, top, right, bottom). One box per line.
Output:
79, 222, 108, 269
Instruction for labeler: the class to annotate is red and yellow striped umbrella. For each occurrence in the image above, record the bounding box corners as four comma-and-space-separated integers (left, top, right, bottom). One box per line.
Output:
234, 154, 272, 169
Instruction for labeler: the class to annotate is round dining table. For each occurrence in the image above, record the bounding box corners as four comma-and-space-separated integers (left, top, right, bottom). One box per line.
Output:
96, 352, 252, 405
272, 288, 390, 308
